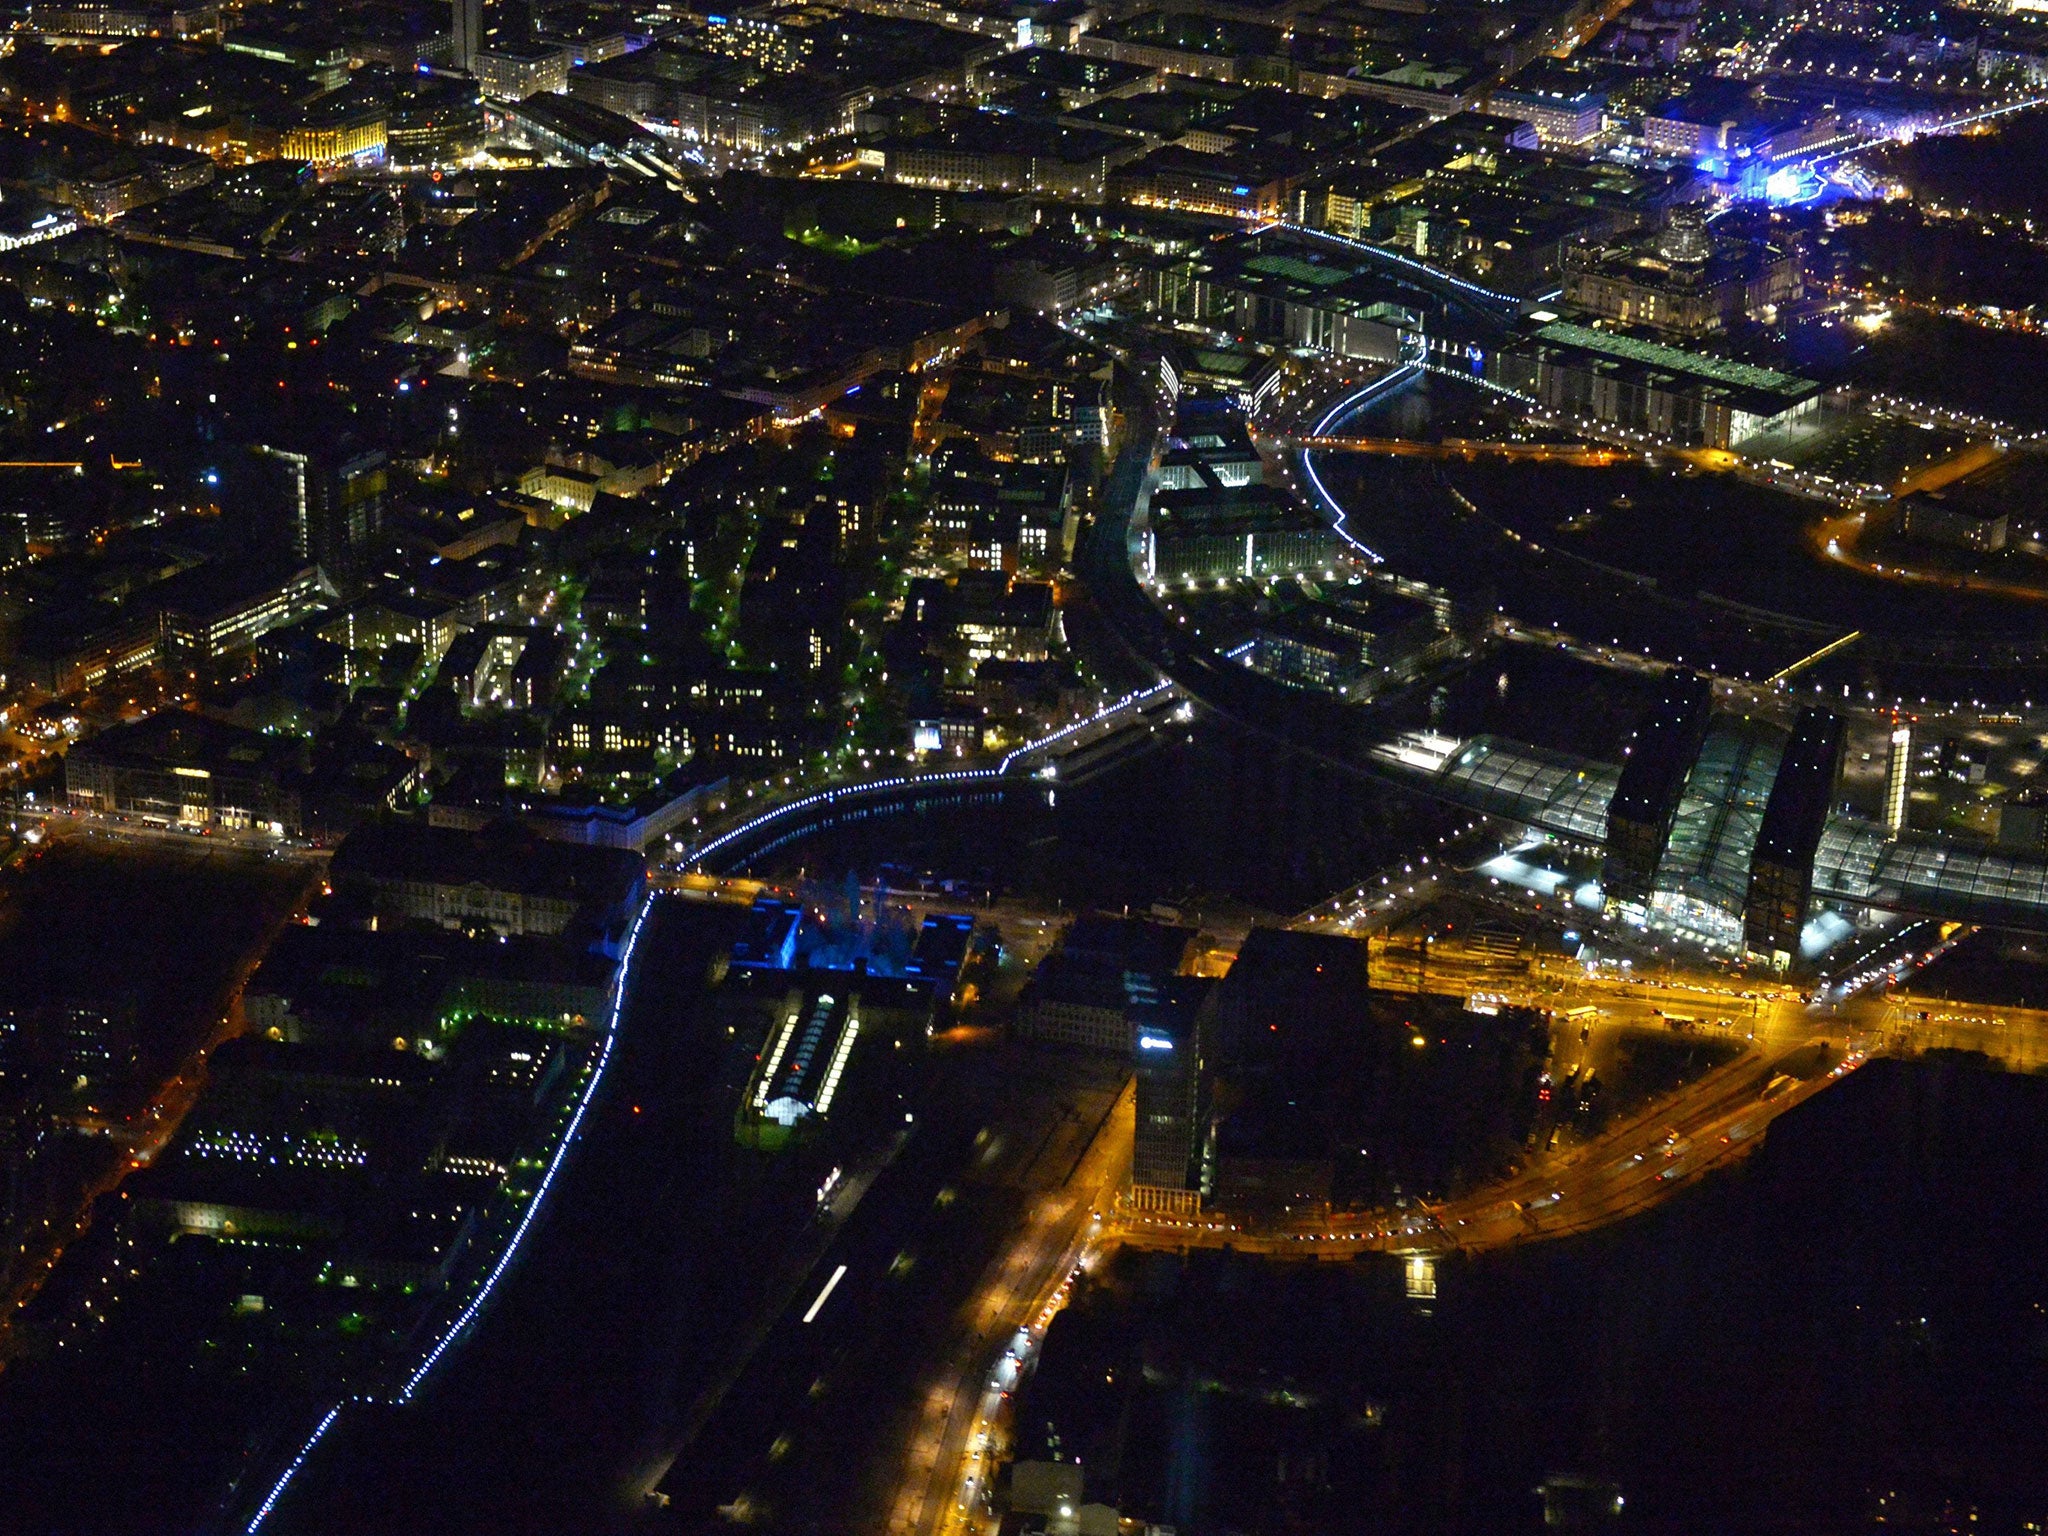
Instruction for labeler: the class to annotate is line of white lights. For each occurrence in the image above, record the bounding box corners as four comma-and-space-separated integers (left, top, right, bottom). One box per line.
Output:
996, 682, 1175, 771
397, 895, 652, 1400
685, 685, 1182, 867
243, 893, 658, 1533
1280, 221, 1523, 309
242, 1405, 341, 1533
1298, 364, 1422, 563
687, 767, 1006, 866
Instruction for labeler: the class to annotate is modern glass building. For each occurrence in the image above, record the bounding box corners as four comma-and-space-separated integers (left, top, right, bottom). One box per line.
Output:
1651, 715, 1783, 953
1381, 699, 2048, 958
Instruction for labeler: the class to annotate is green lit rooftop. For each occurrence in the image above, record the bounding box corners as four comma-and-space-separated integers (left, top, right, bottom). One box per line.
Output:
1532, 321, 1816, 396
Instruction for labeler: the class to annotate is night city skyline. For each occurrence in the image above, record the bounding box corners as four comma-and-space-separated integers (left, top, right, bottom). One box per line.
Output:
0, 0, 2047, 1529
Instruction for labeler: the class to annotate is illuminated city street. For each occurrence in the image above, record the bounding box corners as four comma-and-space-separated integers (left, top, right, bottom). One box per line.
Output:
2, 0, 2048, 1531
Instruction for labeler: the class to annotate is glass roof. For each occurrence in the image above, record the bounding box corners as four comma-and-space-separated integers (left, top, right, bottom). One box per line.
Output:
1652, 718, 1785, 944
1426, 732, 2048, 937
1816, 817, 2048, 928
1435, 736, 1615, 843
1531, 321, 1814, 394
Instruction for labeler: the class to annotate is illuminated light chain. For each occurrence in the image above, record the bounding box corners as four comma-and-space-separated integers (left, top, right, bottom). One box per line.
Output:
687, 768, 1006, 866
243, 896, 658, 1533
685, 684, 1186, 867
396, 894, 652, 1401
1298, 364, 1422, 564
1279, 220, 1523, 309
244, 1405, 341, 1533
995, 682, 1175, 772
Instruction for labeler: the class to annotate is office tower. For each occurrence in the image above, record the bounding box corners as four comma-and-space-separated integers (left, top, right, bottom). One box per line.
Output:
254, 440, 389, 576
1885, 723, 1912, 834
1744, 707, 1845, 966
1130, 984, 1208, 1215
1603, 668, 1713, 906
451, 0, 482, 73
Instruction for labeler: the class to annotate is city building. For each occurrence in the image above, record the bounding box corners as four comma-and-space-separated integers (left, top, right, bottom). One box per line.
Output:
498, 96, 679, 180
65, 713, 304, 834
120, 1033, 555, 1290
26, 0, 219, 37
1885, 723, 1913, 835
875, 119, 1128, 202
1561, 208, 1803, 337
1143, 232, 1422, 365
1129, 981, 1209, 1215
386, 79, 486, 168
450, 0, 482, 75
279, 100, 388, 164
0, 204, 79, 253
1016, 915, 1196, 1053
157, 561, 338, 668
735, 982, 865, 1148
1743, 707, 1844, 966
475, 42, 573, 102
1155, 411, 1265, 492
1246, 591, 1454, 697
1486, 320, 1822, 450
1397, 710, 2048, 953
731, 898, 805, 971
509, 773, 728, 852
244, 924, 614, 1049
327, 822, 646, 941
1603, 669, 1713, 906
1487, 81, 1606, 146
1146, 483, 1348, 584
251, 440, 390, 578
901, 571, 1060, 672
1897, 490, 2011, 553
1210, 927, 1371, 1065
1641, 80, 1829, 171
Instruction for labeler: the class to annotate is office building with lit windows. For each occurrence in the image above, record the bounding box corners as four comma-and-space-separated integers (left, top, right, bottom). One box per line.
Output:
1016, 916, 1197, 1053
252, 439, 390, 578
1146, 483, 1349, 584
65, 713, 304, 835
1129, 982, 1210, 1214
1486, 320, 1821, 449
475, 42, 573, 101
157, 561, 339, 667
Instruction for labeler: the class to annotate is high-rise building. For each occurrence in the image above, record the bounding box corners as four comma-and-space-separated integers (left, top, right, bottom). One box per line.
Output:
1209, 926, 1371, 1070
1743, 707, 1844, 966
451, 0, 482, 73
386, 76, 486, 167
1603, 669, 1713, 906
1885, 723, 1912, 835
253, 440, 388, 575
1130, 983, 1208, 1215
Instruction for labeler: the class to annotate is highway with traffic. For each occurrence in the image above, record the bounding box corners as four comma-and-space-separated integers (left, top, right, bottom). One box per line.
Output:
883, 1082, 1131, 1536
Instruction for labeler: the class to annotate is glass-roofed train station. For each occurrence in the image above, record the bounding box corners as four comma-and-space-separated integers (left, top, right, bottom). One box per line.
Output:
1372, 670, 2048, 967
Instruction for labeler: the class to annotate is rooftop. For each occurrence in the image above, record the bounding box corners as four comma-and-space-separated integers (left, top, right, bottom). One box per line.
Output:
1528, 321, 1814, 396
329, 822, 644, 908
